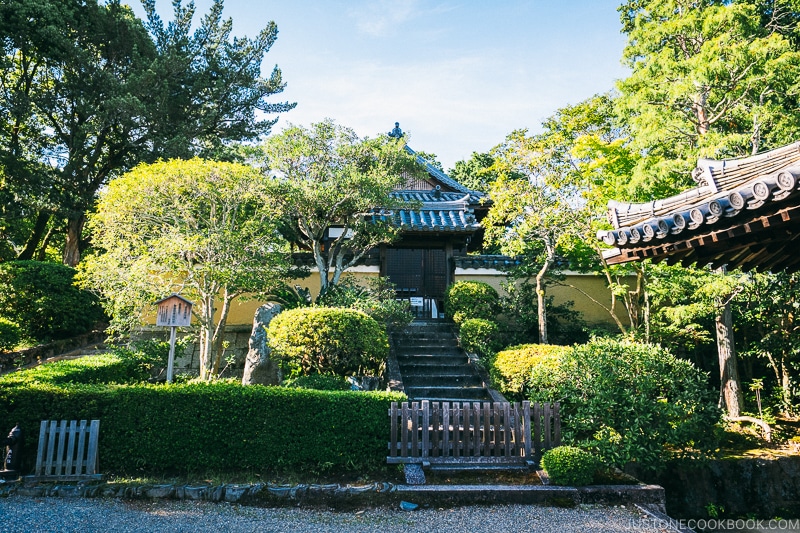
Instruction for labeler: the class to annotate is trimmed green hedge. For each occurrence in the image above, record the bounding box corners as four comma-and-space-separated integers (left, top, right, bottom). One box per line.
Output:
541, 445, 599, 486
268, 307, 389, 378
0, 380, 404, 476
444, 281, 499, 324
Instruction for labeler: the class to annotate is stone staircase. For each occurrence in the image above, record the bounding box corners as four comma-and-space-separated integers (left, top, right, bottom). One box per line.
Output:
392, 320, 495, 402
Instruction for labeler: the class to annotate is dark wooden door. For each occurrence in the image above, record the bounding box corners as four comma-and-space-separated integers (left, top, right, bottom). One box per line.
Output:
385, 248, 447, 299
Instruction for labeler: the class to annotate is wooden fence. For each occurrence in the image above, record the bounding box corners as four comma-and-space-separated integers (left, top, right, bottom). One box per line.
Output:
26, 419, 103, 481
387, 400, 560, 467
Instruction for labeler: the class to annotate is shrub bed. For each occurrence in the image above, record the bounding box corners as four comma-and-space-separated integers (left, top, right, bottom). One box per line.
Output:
541, 445, 598, 486
0, 260, 105, 342
268, 307, 388, 378
458, 318, 501, 358
490, 344, 566, 401
0, 380, 403, 476
444, 281, 499, 324
528, 338, 721, 471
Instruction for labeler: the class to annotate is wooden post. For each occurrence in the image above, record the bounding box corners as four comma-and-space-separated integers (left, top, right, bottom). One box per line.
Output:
167, 325, 177, 384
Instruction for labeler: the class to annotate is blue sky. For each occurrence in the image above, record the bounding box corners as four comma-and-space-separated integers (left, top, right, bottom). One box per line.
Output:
128, 1, 629, 170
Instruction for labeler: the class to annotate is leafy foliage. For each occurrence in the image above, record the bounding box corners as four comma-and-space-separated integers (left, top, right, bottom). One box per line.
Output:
458, 318, 501, 358
618, 0, 800, 197
490, 344, 567, 401
0, 0, 294, 264
316, 276, 412, 331
541, 445, 599, 486
444, 281, 500, 324
499, 279, 589, 346
734, 271, 800, 413
282, 374, 351, 391
0, 318, 20, 352
0, 261, 104, 343
528, 338, 721, 470
259, 120, 425, 295
268, 307, 389, 378
79, 158, 295, 380
0, 353, 151, 388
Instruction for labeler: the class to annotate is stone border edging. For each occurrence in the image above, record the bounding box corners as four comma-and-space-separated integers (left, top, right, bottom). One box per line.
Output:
0, 479, 666, 510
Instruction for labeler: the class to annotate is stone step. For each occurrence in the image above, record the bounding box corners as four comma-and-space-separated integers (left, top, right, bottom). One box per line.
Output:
397, 363, 476, 375
397, 354, 469, 365
404, 385, 493, 401
396, 346, 463, 355
402, 374, 483, 387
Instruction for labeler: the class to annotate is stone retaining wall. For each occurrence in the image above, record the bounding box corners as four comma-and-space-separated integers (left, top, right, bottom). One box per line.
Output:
0, 330, 107, 375
630, 456, 800, 519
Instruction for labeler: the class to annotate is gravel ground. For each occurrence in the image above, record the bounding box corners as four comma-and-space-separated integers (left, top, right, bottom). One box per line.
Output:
0, 496, 679, 532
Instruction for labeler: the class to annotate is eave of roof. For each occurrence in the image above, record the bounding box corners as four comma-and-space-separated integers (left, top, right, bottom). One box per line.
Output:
598, 141, 800, 272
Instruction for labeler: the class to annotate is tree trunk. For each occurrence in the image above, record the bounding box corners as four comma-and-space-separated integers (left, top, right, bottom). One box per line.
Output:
210, 293, 233, 377
17, 210, 51, 261
716, 295, 744, 417
242, 303, 283, 386
62, 212, 86, 266
536, 261, 550, 345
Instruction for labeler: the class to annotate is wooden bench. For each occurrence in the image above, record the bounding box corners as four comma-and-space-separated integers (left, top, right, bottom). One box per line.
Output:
24, 419, 103, 482
388, 400, 560, 470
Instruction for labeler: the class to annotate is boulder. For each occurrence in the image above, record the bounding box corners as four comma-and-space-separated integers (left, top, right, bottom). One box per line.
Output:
241, 303, 282, 385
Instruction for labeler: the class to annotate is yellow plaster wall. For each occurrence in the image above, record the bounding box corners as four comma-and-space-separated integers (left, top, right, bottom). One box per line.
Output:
152, 269, 628, 329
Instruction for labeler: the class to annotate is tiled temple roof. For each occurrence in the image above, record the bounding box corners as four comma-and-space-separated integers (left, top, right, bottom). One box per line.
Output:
454, 255, 522, 270
374, 195, 481, 233
598, 142, 800, 272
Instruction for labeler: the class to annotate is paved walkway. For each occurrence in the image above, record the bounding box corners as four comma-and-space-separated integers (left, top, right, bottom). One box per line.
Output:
0, 496, 679, 532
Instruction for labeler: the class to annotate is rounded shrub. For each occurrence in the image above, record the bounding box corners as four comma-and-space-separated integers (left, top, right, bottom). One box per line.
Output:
528, 338, 721, 470
490, 344, 566, 400
541, 445, 598, 486
268, 307, 389, 378
458, 318, 501, 357
445, 281, 499, 324
0, 318, 20, 352
0, 261, 105, 342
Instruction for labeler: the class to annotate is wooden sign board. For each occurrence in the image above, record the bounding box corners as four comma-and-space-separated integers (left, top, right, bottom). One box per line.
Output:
155, 294, 193, 327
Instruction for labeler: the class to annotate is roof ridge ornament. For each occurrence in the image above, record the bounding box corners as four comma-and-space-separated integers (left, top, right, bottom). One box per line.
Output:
388, 122, 403, 138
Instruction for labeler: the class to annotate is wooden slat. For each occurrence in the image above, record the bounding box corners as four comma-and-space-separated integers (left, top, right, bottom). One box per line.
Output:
87, 420, 100, 474
472, 402, 481, 457
483, 402, 491, 456
44, 421, 58, 476
533, 402, 542, 458
75, 419, 87, 475
454, 403, 462, 458
543, 403, 553, 451
54, 420, 68, 477
442, 401, 450, 458
523, 401, 532, 459
410, 401, 420, 458
34, 422, 47, 476
64, 420, 77, 476
554, 402, 562, 446
389, 402, 398, 457
401, 402, 409, 458
502, 402, 511, 457
430, 402, 440, 457
421, 400, 430, 458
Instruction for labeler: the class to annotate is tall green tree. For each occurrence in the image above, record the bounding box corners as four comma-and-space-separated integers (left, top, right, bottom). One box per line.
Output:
615, 0, 800, 416
0, 0, 294, 266
259, 120, 424, 297
78, 158, 295, 381
487, 95, 644, 337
